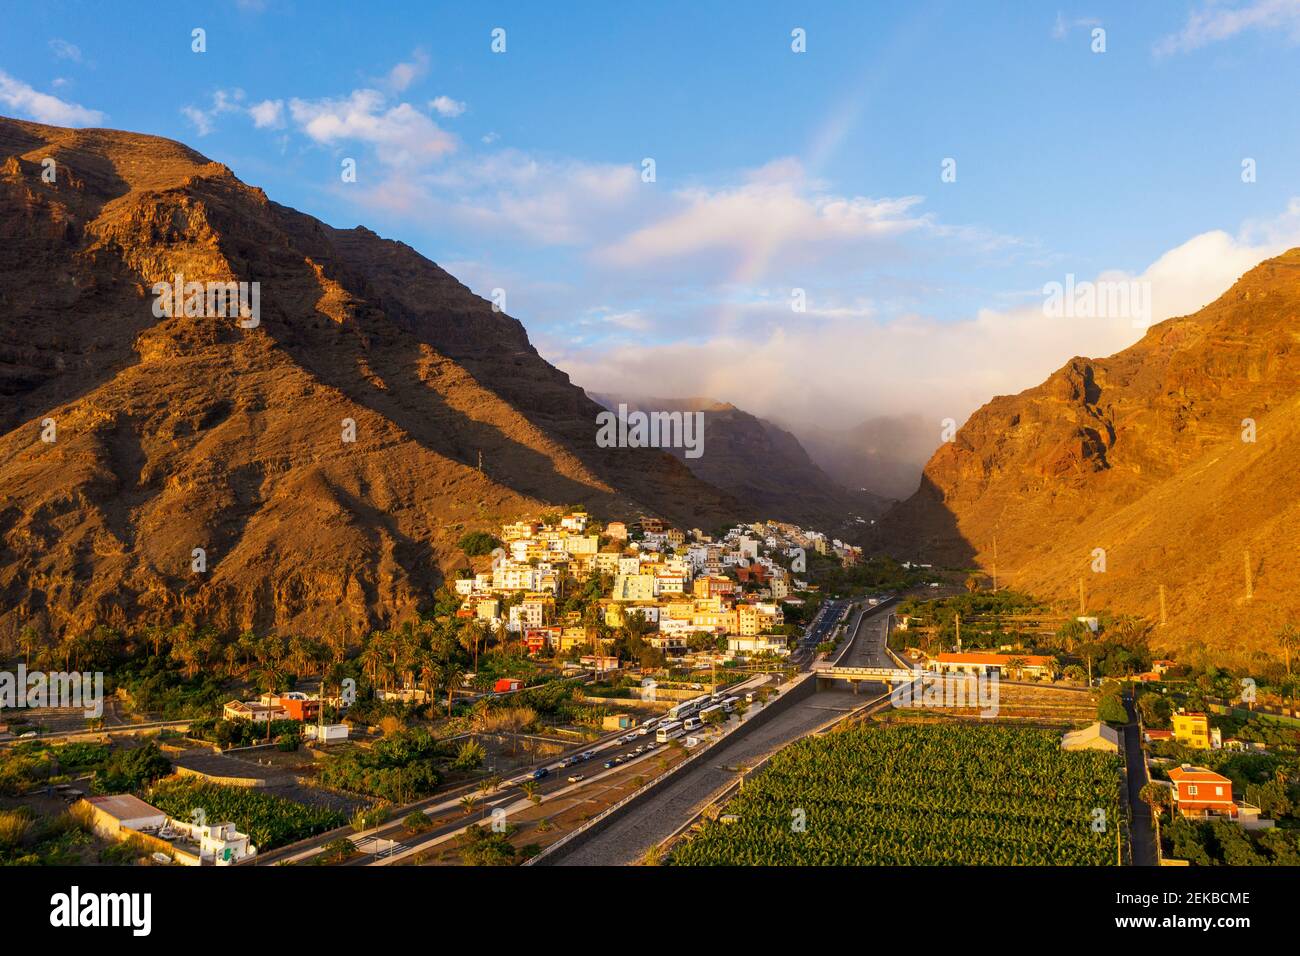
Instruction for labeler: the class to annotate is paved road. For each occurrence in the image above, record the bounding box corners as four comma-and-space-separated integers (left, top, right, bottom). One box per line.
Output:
1122, 694, 1158, 866
790, 599, 849, 668
545, 601, 898, 866
254, 672, 771, 865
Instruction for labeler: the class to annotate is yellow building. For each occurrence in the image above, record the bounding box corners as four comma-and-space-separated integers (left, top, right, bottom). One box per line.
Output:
559, 626, 596, 652
1172, 712, 1216, 750
563, 535, 599, 555
612, 573, 656, 602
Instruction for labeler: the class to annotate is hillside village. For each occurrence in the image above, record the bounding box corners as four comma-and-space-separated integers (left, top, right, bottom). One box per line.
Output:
453, 511, 865, 662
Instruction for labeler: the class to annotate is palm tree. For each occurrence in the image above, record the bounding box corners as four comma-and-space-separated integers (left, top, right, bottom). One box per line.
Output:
460, 794, 479, 816
460, 620, 486, 672
1005, 656, 1027, 682
519, 781, 541, 805
223, 643, 240, 679
1277, 625, 1299, 718
441, 662, 467, 718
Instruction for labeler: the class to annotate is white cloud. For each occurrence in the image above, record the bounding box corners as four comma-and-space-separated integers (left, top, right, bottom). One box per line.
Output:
597, 158, 1009, 282
180, 88, 245, 136
429, 95, 466, 118
352, 149, 642, 244
248, 98, 284, 128
550, 202, 1300, 433
1154, 0, 1300, 55
0, 69, 103, 126
288, 89, 456, 165
48, 38, 82, 63
1051, 13, 1102, 40
384, 50, 429, 92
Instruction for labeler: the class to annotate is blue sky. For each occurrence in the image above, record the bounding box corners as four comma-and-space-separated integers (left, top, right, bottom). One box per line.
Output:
4, 1, 1300, 429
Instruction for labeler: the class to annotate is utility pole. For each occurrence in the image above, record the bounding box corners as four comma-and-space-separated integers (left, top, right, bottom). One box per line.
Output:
1243, 550, 1253, 602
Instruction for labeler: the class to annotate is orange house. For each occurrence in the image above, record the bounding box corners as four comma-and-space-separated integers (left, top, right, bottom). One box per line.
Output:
1167, 765, 1237, 819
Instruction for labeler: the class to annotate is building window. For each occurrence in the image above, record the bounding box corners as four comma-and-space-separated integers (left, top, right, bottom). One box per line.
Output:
1187, 785, 1198, 796
1215, 786, 1223, 796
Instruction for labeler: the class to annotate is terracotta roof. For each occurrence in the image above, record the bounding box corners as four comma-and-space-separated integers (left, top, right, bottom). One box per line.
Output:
87, 794, 166, 821
1168, 766, 1231, 784
933, 652, 1054, 666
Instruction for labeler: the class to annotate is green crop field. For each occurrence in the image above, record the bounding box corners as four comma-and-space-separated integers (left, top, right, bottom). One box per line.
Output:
670, 723, 1124, 865
147, 781, 346, 851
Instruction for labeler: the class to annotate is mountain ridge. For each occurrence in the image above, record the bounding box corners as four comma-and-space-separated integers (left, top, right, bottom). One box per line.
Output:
587, 392, 889, 538
0, 116, 740, 639
879, 248, 1300, 659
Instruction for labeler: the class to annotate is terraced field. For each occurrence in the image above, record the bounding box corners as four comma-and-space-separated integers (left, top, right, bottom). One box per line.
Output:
670, 723, 1123, 865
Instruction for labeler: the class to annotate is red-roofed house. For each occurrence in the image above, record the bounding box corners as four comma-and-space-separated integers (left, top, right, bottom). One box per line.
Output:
929, 652, 1056, 681
1165, 765, 1270, 830
1167, 765, 1235, 818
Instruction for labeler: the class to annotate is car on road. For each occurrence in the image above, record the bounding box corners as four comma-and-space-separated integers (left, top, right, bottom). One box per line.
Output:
18, 731, 37, 738
530, 767, 549, 780
581, 750, 596, 761
604, 758, 619, 768
557, 757, 573, 768
567, 774, 585, 783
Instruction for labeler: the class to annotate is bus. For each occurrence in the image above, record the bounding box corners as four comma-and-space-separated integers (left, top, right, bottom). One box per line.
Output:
721, 696, 739, 713
698, 704, 723, 723
667, 697, 708, 721
682, 716, 703, 731
655, 720, 684, 743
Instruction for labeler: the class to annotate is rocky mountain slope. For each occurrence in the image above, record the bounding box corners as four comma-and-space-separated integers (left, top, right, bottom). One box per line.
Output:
880, 249, 1300, 659
588, 394, 889, 539
0, 117, 739, 639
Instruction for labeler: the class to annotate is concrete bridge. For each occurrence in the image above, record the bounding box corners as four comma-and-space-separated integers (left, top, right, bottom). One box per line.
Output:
812, 664, 919, 690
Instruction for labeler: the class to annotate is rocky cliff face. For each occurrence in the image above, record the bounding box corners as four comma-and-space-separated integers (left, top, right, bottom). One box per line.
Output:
880, 249, 1300, 658
0, 117, 738, 639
